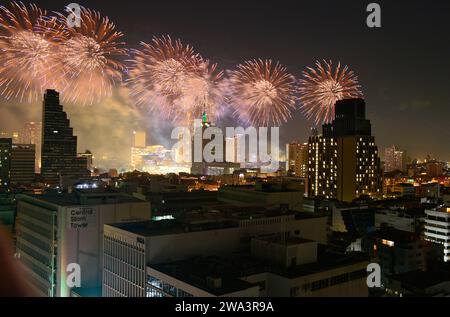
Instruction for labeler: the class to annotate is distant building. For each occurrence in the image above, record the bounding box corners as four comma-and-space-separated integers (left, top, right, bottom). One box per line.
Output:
286, 142, 308, 177
10, 144, 35, 185
384, 145, 406, 173
78, 150, 93, 172
308, 99, 382, 202
218, 179, 305, 211
386, 265, 450, 297
191, 111, 239, 176
331, 202, 374, 235
15, 190, 151, 297
41, 90, 90, 185
0, 138, 12, 191
392, 183, 415, 197
133, 131, 146, 148
375, 208, 424, 233
365, 228, 437, 286
21, 122, 42, 173
426, 161, 444, 178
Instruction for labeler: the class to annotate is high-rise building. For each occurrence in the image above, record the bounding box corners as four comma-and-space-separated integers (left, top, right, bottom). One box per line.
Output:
21, 122, 42, 173
191, 110, 239, 176
307, 98, 382, 202
41, 90, 89, 185
78, 150, 93, 172
426, 161, 444, 178
12, 132, 20, 144
0, 138, 12, 191
286, 142, 308, 177
133, 131, 146, 148
10, 144, 35, 185
131, 131, 146, 170
384, 145, 406, 173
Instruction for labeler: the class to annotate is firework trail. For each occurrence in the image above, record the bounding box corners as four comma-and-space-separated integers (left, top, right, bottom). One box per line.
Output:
225, 59, 297, 126
298, 60, 363, 125
56, 7, 128, 105
0, 1, 67, 102
128, 36, 224, 125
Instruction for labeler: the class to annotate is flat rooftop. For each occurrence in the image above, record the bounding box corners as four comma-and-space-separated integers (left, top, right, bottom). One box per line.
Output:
109, 219, 237, 237
149, 255, 266, 296
149, 252, 369, 290
19, 190, 146, 206
390, 269, 450, 290
254, 235, 316, 246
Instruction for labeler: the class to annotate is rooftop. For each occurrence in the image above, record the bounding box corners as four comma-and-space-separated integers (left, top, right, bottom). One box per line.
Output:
109, 218, 237, 237
18, 190, 146, 207
150, 255, 262, 296
390, 268, 450, 290
149, 251, 369, 289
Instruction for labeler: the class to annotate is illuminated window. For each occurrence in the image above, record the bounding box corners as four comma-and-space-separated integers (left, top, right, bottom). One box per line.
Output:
381, 239, 395, 247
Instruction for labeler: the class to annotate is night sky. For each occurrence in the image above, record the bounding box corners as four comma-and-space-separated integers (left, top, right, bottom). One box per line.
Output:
1, 0, 450, 164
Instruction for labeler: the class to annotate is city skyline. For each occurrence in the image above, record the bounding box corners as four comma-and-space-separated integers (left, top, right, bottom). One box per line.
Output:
1, 0, 450, 301
0, 0, 449, 165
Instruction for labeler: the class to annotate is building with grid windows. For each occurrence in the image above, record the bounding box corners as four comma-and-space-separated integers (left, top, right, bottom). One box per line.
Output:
102, 208, 328, 297
307, 99, 382, 202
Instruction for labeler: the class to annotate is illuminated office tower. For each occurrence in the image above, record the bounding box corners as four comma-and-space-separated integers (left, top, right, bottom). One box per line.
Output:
286, 142, 308, 177
41, 90, 89, 185
133, 131, 146, 148
21, 122, 42, 173
307, 130, 337, 198
308, 98, 382, 202
384, 145, 406, 173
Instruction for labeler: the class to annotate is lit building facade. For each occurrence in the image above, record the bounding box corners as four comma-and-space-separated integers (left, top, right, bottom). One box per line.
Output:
424, 206, 450, 262
286, 142, 308, 177
21, 122, 42, 173
307, 98, 382, 202
384, 145, 406, 173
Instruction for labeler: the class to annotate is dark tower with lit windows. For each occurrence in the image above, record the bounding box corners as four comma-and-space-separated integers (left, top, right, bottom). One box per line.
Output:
41, 90, 89, 185
308, 98, 382, 201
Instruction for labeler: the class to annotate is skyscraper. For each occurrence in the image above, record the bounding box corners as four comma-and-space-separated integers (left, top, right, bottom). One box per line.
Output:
286, 142, 308, 177
308, 98, 382, 202
41, 90, 89, 185
21, 122, 42, 173
11, 144, 35, 185
384, 145, 406, 173
0, 138, 12, 191
131, 131, 146, 170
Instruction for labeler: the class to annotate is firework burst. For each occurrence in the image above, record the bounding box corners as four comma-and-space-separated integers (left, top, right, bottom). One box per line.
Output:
225, 59, 297, 126
0, 1, 67, 102
128, 36, 224, 125
298, 60, 363, 125
175, 60, 225, 124
56, 6, 128, 105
